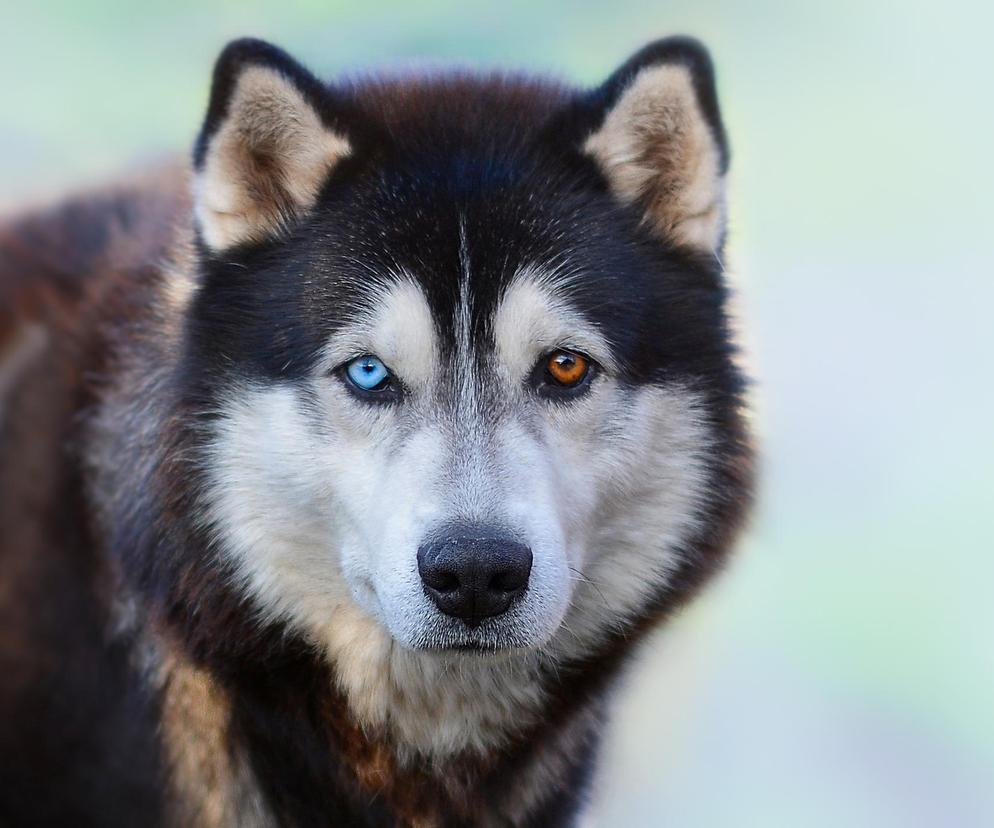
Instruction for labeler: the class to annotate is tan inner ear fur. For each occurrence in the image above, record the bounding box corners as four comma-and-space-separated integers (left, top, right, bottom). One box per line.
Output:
195, 66, 351, 252
583, 64, 725, 254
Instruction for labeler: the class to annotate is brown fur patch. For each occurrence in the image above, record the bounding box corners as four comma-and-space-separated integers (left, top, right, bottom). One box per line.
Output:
158, 653, 272, 827
583, 64, 725, 253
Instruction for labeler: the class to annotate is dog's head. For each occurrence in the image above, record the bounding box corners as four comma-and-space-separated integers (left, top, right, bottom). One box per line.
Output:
184, 38, 744, 661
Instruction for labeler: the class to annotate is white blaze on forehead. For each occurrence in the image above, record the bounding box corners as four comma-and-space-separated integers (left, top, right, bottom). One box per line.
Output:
492, 268, 616, 381
321, 277, 438, 389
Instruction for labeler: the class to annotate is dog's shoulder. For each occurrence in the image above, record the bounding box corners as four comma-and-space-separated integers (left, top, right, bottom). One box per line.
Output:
0, 162, 190, 346
0, 164, 190, 826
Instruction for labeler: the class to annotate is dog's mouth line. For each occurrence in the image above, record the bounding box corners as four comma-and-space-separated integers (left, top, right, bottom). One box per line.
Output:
407, 618, 551, 655
414, 640, 535, 658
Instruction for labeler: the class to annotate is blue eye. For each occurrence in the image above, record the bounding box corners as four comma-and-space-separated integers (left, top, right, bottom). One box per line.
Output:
345, 355, 392, 392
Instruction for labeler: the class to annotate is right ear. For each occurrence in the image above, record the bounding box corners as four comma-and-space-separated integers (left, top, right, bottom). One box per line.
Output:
579, 37, 729, 255
192, 39, 352, 253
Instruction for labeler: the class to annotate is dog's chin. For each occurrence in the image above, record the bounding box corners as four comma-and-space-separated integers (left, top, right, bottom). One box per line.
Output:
414, 635, 534, 657
391, 613, 555, 655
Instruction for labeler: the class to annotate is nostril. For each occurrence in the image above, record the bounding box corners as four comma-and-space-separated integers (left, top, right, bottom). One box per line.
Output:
488, 540, 532, 595
430, 571, 460, 593
489, 568, 527, 593
419, 558, 460, 593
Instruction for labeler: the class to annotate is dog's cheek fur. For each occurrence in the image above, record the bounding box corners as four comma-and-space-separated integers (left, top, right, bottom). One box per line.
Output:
551, 384, 713, 658
200, 383, 402, 741
329, 419, 448, 642
200, 379, 407, 659
201, 383, 349, 629
474, 376, 714, 661
488, 271, 715, 657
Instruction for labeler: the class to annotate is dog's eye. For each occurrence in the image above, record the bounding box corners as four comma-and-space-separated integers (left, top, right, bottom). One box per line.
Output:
546, 350, 590, 387
344, 355, 393, 393
532, 349, 596, 399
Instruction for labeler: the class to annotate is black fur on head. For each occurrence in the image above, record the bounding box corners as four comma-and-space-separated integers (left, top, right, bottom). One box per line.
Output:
184, 34, 737, 393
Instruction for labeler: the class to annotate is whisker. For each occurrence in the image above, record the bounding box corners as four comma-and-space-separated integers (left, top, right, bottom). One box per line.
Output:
568, 565, 611, 612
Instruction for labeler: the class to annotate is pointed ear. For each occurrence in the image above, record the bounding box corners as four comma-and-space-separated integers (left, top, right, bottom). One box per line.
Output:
582, 37, 729, 255
192, 39, 352, 253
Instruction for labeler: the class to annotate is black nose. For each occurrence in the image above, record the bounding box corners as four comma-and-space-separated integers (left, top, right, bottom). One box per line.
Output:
417, 525, 532, 627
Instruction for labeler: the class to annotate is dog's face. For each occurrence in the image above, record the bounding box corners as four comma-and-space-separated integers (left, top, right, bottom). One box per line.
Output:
186, 39, 739, 661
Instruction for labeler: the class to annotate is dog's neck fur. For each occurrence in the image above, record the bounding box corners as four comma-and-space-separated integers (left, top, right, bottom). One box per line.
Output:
151, 629, 609, 827
109, 510, 611, 827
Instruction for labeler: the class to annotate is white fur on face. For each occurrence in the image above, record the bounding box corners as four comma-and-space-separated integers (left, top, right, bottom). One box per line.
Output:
492, 272, 713, 658
202, 270, 712, 755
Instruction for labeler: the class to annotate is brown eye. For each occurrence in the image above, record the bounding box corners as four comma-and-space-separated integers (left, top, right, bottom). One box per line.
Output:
546, 350, 590, 387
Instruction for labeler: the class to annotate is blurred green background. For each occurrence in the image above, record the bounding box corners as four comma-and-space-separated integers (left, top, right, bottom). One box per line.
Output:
3, 1, 992, 825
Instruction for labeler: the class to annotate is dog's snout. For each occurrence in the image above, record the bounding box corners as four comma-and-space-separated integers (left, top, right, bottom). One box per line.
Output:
417, 526, 532, 627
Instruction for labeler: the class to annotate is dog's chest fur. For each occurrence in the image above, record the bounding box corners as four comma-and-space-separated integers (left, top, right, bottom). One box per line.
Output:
156, 645, 604, 828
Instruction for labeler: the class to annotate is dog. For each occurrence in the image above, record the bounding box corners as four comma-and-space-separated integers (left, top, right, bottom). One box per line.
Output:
0, 35, 753, 826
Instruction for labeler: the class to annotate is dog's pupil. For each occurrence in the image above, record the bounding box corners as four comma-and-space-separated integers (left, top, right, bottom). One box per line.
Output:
550, 352, 584, 384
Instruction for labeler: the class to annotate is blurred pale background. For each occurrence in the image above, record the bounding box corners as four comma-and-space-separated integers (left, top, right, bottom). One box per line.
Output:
3, 1, 992, 825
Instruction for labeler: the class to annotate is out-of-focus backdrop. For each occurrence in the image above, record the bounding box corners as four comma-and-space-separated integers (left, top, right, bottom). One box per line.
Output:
3, 1, 991, 824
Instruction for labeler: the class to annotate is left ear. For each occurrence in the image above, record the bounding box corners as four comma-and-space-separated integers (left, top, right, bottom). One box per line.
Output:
582, 37, 729, 254
192, 38, 352, 253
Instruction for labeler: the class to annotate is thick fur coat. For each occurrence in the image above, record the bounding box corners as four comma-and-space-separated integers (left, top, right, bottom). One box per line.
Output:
0, 37, 753, 827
